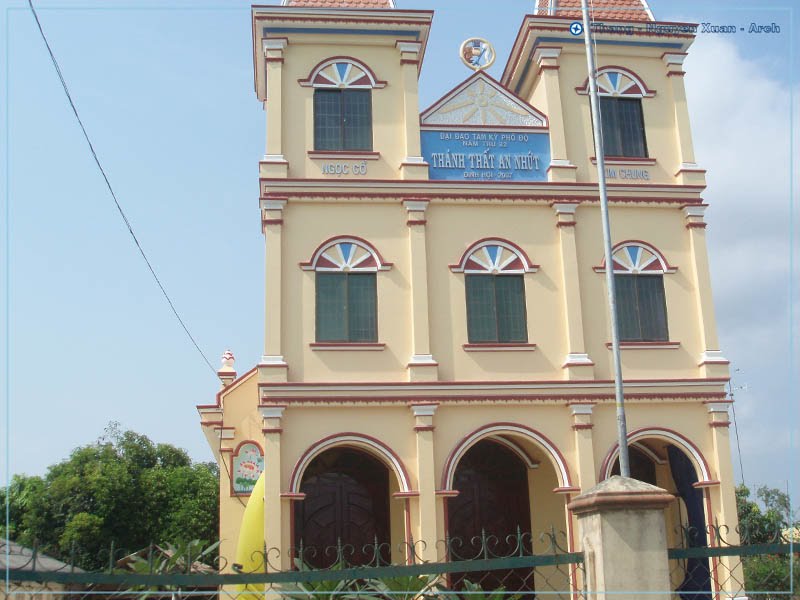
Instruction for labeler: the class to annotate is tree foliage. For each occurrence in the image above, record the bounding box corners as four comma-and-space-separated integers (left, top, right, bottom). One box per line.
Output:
1, 422, 219, 570
735, 483, 799, 596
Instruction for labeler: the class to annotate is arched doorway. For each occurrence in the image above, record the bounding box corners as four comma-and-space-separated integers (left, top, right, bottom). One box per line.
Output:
294, 447, 391, 568
447, 439, 534, 592
610, 442, 711, 600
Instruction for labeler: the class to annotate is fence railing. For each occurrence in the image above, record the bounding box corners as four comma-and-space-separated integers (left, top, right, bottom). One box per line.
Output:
5, 530, 585, 599
667, 523, 798, 600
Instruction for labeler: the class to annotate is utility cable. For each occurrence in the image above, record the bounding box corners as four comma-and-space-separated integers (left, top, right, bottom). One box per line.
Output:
26, 0, 216, 375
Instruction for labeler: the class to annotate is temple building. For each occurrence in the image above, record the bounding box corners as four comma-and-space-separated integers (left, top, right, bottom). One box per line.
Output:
198, 0, 739, 595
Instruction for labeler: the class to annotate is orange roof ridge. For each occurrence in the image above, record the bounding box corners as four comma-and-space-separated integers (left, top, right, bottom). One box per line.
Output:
534, 0, 655, 22
282, 0, 395, 8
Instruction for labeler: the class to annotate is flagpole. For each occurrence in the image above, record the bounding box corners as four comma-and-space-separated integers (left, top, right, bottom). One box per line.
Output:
579, 0, 631, 478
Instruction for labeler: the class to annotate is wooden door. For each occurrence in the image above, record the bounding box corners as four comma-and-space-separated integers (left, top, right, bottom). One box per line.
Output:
448, 439, 534, 593
295, 448, 390, 568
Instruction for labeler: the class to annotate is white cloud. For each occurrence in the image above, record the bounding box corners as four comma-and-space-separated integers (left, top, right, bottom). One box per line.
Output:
684, 36, 800, 498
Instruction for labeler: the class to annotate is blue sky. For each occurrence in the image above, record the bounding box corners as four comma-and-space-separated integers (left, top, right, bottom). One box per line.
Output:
1, 0, 798, 508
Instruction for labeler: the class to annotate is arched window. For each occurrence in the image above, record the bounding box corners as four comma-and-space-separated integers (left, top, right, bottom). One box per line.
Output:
301, 58, 384, 152
596, 242, 674, 342
577, 67, 654, 158
302, 237, 391, 343
451, 240, 538, 344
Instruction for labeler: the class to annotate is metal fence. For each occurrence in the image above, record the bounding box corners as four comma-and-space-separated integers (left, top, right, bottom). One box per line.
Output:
5, 530, 585, 599
668, 524, 798, 600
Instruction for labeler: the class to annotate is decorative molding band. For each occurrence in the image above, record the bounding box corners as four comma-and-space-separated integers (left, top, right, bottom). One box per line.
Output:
572, 423, 594, 431
261, 427, 284, 434
414, 425, 435, 432
263, 218, 283, 225
264, 57, 284, 64
692, 480, 721, 489
563, 353, 595, 367
699, 350, 730, 365
666, 71, 687, 77
556, 221, 576, 228
259, 405, 286, 419
539, 64, 559, 71
605, 341, 681, 350
553, 486, 581, 495
280, 492, 306, 501
591, 156, 657, 166
307, 150, 380, 161
259, 354, 288, 367
410, 403, 438, 417
709, 421, 731, 428
463, 343, 537, 352
310, 342, 386, 351
400, 58, 419, 65
686, 222, 707, 229
408, 354, 438, 366
435, 490, 460, 497
407, 219, 427, 226
392, 491, 420, 499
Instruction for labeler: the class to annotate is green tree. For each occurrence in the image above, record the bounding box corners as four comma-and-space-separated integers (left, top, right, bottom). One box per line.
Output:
735, 484, 799, 597
2, 423, 219, 570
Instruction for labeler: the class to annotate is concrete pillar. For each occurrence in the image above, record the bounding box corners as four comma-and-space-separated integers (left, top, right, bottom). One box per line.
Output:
259, 198, 289, 383
260, 405, 286, 570
569, 476, 675, 599
403, 199, 438, 382
683, 205, 730, 379
262, 38, 289, 179
397, 42, 428, 180
662, 53, 705, 186
569, 402, 597, 490
705, 401, 746, 597
411, 403, 438, 561
553, 202, 594, 379
532, 47, 577, 183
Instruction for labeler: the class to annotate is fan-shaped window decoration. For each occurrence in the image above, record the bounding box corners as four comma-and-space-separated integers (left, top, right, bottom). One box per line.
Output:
449, 239, 539, 274
301, 236, 392, 272
595, 242, 674, 342
576, 67, 654, 98
594, 242, 676, 274
232, 442, 264, 495
300, 58, 386, 89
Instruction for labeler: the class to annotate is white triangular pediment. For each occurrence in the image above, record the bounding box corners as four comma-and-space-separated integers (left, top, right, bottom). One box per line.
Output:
420, 72, 547, 128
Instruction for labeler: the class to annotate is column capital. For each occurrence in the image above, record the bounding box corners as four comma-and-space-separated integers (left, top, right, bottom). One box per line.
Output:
259, 405, 286, 420
661, 51, 688, 66
260, 197, 288, 211
533, 46, 562, 67
263, 37, 288, 55
403, 198, 429, 213
396, 40, 422, 56
410, 403, 438, 417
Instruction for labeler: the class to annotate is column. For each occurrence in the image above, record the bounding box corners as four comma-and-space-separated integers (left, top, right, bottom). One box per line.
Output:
404, 199, 439, 382
397, 42, 428, 180
260, 405, 287, 570
259, 197, 289, 383
569, 403, 597, 491
553, 202, 594, 379
262, 38, 289, 178
569, 477, 675, 599
532, 47, 577, 183
411, 403, 438, 561
683, 205, 730, 378
705, 401, 746, 597
663, 53, 706, 186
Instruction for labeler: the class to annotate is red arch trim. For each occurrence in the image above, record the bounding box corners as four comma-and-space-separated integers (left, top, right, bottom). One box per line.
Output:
300, 235, 393, 271
598, 426, 713, 482
298, 56, 387, 89
441, 422, 572, 490
575, 65, 656, 97
289, 432, 412, 494
592, 239, 678, 274
449, 238, 540, 273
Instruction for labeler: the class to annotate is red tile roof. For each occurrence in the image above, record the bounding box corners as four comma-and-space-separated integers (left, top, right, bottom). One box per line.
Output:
285, 0, 394, 7
536, 0, 653, 22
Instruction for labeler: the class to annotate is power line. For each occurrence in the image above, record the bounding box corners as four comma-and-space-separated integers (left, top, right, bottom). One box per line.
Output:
26, 0, 216, 375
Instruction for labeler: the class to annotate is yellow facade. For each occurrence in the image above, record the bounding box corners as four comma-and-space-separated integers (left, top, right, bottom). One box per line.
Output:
198, 2, 738, 596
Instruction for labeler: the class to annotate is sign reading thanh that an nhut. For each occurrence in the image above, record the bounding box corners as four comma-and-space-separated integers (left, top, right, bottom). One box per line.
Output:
420, 71, 550, 182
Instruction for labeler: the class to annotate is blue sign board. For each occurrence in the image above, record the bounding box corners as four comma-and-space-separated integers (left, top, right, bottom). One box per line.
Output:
421, 129, 550, 182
